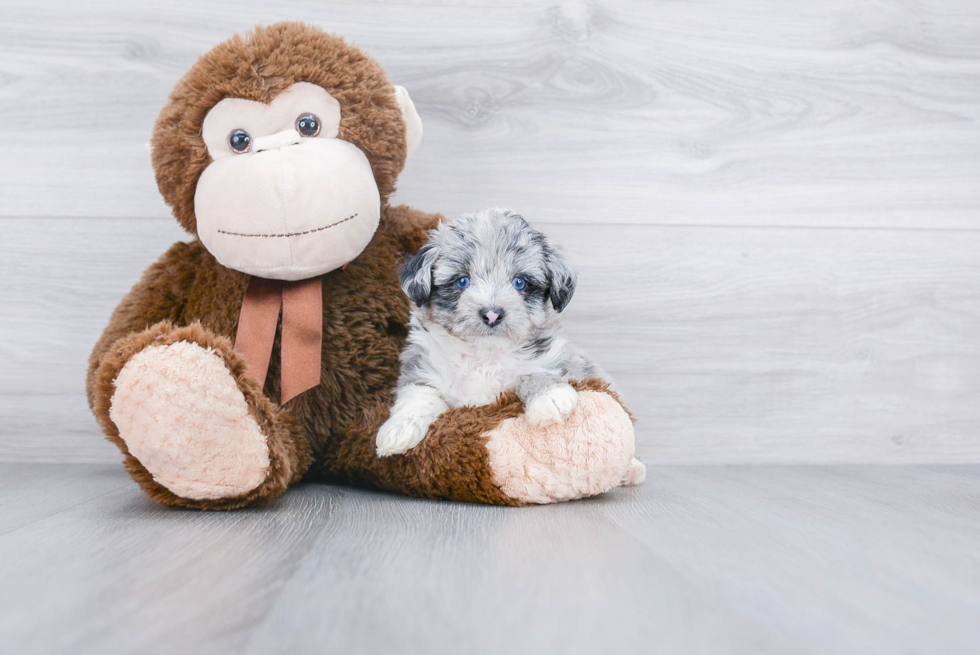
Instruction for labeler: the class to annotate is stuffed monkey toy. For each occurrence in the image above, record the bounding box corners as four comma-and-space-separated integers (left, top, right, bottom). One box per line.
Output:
86, 22, 639, 510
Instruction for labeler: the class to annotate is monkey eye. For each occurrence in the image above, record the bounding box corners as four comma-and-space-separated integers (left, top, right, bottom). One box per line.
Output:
228, 129, 251, 154
296, 113, 321, 137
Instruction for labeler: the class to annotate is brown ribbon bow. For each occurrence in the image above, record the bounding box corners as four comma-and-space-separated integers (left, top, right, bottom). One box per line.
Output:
234, 276, 323, 404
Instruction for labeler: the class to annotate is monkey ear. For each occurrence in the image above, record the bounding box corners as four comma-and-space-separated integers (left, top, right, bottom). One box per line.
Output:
544, 243, 577, 312
394, 85, 423, 159
400, 242, 438, 307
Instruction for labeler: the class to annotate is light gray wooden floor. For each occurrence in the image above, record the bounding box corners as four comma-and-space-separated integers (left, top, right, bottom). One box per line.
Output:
0, 463, 977, 655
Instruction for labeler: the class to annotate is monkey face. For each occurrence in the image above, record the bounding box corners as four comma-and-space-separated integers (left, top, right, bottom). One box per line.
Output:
151, 23, 424, 273
192, 82, 411, 281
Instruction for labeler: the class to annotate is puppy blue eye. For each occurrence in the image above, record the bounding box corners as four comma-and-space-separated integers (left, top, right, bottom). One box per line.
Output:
455, 277, 470, 290
512, 276, 526, 290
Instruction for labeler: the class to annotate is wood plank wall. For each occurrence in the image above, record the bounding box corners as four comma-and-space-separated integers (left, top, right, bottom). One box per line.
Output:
2, 0, 979, 464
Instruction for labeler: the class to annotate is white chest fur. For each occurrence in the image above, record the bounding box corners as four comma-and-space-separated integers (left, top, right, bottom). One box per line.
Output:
407, 324, 553, 407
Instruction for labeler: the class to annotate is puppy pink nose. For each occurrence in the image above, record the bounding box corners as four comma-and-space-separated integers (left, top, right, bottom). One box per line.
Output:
481, 308, 504, 326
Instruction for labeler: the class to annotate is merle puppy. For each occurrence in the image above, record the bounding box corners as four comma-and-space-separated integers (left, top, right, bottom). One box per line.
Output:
376, 207, 607, 456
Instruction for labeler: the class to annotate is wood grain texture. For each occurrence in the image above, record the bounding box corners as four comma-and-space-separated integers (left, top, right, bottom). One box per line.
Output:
3, 218, 979, 464
554, 222, 980, 464
2, 1, 979, 465
0, 0, 978, 227
0, 463, 977, 654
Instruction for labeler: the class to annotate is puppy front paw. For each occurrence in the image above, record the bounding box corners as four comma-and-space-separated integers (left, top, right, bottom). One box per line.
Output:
376, 416, 430, 457
525, 384, 579, 427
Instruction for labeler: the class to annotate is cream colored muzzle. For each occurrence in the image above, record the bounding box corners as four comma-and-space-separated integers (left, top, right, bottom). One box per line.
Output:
194, 132, 382, 281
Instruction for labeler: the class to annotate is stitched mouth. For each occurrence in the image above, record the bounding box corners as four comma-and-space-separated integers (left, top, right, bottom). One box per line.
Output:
217, 213, 358, 238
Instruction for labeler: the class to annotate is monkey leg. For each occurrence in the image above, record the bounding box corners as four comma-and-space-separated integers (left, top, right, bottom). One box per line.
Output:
319, 379, 638, 505
90, 322, 312, 510
480, 380, 641, 504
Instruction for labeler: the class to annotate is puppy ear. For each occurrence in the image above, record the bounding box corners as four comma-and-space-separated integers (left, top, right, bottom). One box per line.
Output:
544, 243, 577, 312
400, 242, 438, 307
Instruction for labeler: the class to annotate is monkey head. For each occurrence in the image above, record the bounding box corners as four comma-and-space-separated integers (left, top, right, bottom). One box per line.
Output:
150, 23, 423, 280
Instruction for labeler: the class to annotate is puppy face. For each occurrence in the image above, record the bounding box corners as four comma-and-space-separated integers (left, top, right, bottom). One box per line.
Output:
401, 208, 576, 342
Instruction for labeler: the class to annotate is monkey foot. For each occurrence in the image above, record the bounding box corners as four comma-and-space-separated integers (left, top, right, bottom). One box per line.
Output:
484, 390, 637, 504
110, 340, 271, 500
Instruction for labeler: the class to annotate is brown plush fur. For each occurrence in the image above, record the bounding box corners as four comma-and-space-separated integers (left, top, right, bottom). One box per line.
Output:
151, 22, 407, 235
87, 23, 632, 510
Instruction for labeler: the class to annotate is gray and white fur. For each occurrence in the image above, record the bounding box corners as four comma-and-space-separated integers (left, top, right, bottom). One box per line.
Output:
376, 207, 606, 456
